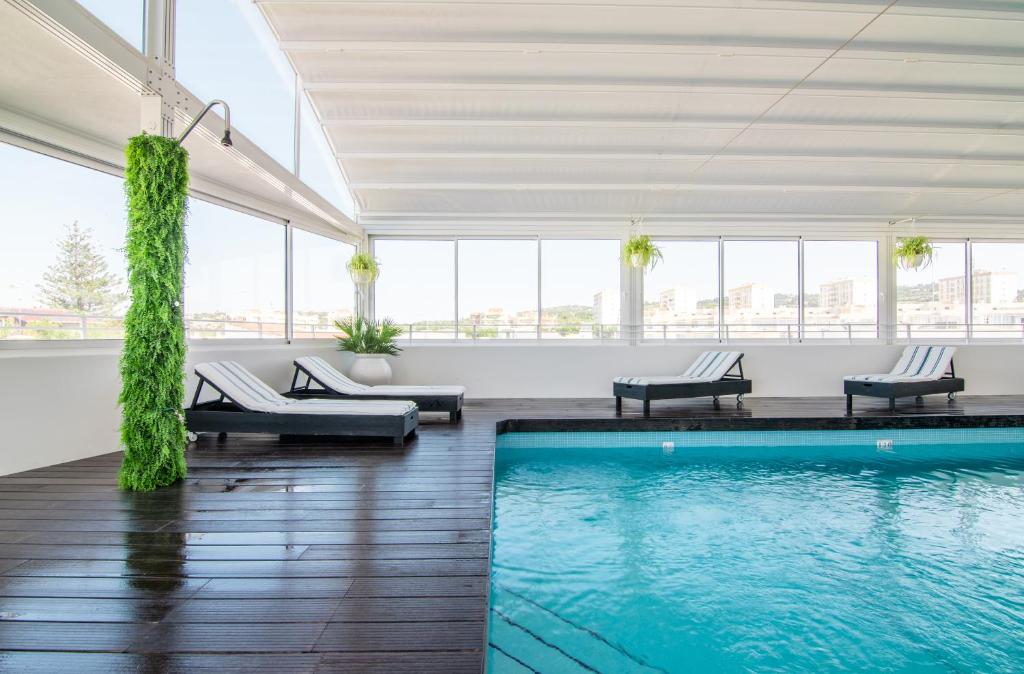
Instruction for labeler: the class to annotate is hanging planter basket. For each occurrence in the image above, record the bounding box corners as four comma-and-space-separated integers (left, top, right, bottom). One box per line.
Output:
893, 236, 934, 271
347, 253, 380, 286
624, 233, 663, 272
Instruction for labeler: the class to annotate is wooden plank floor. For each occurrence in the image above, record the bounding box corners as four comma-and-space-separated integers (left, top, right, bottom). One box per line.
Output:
1, 395, 1022, 673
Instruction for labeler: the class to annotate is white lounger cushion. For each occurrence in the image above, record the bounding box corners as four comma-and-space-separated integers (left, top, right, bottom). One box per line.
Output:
614, 351, 743, 386
844, 345, 956, 383
195, 361, 415, 415
296, 356, 465, 396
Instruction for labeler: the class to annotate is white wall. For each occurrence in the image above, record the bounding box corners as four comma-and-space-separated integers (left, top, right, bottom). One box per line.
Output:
1, 341, 1021, 476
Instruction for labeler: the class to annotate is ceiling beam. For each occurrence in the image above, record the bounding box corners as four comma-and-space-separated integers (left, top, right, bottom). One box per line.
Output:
254, 0, 1024, 21
302, 81, 1024, 101
335, 151, 1024, 165
321, 119, 1024, 136
348, 182, 1015, 192
282, 40, 1024, 64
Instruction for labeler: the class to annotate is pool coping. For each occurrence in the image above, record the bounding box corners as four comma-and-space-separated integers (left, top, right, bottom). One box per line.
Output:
496, 413, 1024, 435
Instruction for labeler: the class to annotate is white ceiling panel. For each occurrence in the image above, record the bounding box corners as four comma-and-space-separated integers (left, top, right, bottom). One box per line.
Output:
310, 90, 780, 124
259, 0, 1024, 227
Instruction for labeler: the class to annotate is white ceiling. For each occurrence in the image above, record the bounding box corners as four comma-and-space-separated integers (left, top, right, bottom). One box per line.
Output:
257, 0, 1024, 228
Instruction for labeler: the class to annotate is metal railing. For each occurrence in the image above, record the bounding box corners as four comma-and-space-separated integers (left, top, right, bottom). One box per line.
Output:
4, 310, 1023, 344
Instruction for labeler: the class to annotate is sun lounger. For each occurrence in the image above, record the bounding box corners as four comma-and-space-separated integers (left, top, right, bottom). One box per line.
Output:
185, 361, 418, 445
613, 351, 751, 417
844, 345, 963, 412
287, 356, 465, 424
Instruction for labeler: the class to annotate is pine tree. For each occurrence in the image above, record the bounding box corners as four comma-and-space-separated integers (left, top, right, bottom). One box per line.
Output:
38, 221, 126, 314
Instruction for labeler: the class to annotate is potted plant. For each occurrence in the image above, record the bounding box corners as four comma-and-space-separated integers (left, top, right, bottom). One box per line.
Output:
335, 316, 402, 385
347, 252, 380, 285
624, 234, 663, 271
893, 236, 934, 271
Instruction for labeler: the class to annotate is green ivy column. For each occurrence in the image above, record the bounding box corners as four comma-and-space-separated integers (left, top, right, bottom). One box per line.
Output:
118, 134, 189, 491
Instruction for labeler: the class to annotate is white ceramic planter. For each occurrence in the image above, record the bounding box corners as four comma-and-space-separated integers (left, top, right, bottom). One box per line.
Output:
348, 354, 393, 386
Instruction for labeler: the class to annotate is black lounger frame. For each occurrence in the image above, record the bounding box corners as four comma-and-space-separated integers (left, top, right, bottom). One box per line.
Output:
285, 361, 464, 424
844, 359, 964, 412
613, 355, 752, 417
185, 372, 418, 446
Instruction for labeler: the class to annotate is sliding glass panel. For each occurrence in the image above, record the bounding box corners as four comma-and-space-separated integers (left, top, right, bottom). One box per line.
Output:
292, 230, 355, 339
75, 0, 144, 51
299, 95, 357, 219
970, 242, 1024, 339
184, 200, 285, 338
803, 241, 878, 339
643, 241, 719, 340
896, 242, 966, 340
176, 0, 295, 169
540, 239, 620, 340
374, 240, 456, 339
458, 239, 538, 340
723, 240, 799, 340
0, 143, 127, 340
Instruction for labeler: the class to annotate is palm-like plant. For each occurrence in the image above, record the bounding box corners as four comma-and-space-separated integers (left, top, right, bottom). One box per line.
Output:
335, 316, 403, 355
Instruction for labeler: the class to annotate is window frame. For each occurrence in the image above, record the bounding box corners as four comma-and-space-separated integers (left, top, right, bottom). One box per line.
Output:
800, 238, 882, 342
639, 236, 722, 342
892, 237, 970, 344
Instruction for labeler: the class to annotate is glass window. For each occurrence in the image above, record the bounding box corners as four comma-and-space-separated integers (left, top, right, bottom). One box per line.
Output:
176, 0, 295, 169
723, 240, 799, 339
184, 200, 285, 338
374, 240, 456, 339
896, 242, 966, 339
75, 0, 144, 51
540, 240, 620, 339
292, 230, 355, 339
458, 239, 538, 340
643, 240, 719, 339
0, 143, 127, 340
803, 241, 878, 339
970, 243, 1024, 339
299, 95, 357, 220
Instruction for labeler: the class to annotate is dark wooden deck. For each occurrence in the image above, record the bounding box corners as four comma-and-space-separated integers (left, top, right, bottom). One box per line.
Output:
1, 395, 1023, 673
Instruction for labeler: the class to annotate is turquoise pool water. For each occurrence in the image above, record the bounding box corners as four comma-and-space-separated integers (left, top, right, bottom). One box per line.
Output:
488, 429, 1024, 673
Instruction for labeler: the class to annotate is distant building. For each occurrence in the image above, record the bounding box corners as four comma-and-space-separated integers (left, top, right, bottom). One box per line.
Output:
593, 289, 620, 325
820, 277, 874, 310
939, 270, 1018, 305
727, 283, 773, 311
658, 286, 697, 314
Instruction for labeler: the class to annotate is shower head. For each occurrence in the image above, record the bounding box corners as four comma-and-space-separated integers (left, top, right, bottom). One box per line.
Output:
177, 99, 232, 148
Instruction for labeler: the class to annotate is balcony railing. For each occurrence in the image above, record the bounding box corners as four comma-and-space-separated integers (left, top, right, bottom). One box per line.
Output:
3, 310, 1023, 344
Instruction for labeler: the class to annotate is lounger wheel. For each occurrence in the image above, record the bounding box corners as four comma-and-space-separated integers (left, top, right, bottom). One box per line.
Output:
187, 432, 198, 443
915, 395, 924, 405
736, 394, 744, 408
948, 391, 957, 401
713, 395, 721, 410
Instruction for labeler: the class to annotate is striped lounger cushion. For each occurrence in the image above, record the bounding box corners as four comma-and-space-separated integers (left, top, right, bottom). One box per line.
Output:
844, 345, 956, 383
296, 356, 465, 397
614, 351, 743, 386
195, 361, 415, 416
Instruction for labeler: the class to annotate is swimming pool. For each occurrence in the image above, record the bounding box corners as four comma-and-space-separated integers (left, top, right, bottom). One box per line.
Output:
488, 429, 1024, 673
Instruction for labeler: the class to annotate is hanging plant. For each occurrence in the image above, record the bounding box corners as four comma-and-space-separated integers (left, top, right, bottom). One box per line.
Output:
347, 252, 380, 285
893, 235, 934, 271
624, 234, 663, 271
118, 133, 189, 492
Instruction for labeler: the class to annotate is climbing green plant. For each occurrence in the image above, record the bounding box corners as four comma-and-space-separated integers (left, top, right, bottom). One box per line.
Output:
118, 134, 189, 491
